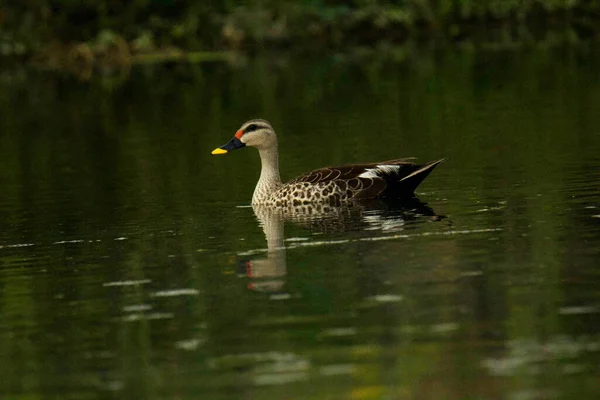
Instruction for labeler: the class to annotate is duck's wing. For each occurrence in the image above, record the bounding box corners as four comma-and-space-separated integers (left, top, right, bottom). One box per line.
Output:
288, 158, 445, 199
289, 157, 416, 184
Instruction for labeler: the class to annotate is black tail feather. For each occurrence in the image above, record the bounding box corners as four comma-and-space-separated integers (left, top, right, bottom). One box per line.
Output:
392, 158, 446, 195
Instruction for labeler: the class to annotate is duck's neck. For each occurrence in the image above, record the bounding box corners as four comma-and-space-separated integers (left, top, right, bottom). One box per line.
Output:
252, 146, 282, 204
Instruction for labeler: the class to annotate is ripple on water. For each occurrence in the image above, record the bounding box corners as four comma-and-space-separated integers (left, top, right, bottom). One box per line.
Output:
368, 294, 404, 303
558, 306, 600, 315
208, 351, 354, 386
174, 338, 206, 351
103, 279, 151, 287
236, 227, 504, 256
269, 293, 293, 301
151, 288, 200, 297
122, 304, 152, 312
0, 243, 34, 249
122, 312, 174, 322
482, 336, 600, 377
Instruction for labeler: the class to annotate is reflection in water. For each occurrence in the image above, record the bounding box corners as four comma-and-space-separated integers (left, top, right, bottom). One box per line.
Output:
239, 205, 287, 292
242, 197, 444, 292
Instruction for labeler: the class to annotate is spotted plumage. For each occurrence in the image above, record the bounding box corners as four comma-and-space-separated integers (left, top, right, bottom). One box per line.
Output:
212, 119, 446, 207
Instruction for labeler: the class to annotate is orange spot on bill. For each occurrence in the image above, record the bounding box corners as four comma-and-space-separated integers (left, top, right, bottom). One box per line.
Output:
234, 129, 243, 139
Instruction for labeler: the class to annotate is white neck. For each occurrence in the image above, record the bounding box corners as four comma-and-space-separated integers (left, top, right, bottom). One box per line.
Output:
252, 146, 282, 204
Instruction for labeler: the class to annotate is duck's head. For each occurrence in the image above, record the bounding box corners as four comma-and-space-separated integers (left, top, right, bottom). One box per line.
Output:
212, 119, 277, 155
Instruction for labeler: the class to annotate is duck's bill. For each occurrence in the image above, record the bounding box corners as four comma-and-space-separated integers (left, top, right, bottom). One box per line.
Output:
211, 137, 246, 155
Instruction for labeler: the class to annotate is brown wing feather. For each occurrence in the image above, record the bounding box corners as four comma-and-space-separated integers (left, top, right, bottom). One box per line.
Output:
352, 178, 387, 199
287, 158, 445, 200
288, 158, 419, 185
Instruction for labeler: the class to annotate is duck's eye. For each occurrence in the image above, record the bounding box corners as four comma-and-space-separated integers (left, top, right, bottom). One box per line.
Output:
245, 124, 258, 133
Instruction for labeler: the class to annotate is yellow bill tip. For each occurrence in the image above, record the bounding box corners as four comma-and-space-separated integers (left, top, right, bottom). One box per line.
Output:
211, 148, 228, 155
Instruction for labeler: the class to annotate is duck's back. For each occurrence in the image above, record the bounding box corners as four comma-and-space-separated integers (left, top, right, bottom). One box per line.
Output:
261, 158, 445, 206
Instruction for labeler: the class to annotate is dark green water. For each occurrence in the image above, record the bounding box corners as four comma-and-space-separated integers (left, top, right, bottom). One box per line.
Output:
1, 47, 600, 399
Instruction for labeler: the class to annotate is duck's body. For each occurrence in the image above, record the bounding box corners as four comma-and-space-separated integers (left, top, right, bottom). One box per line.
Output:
212, 119, 445, 206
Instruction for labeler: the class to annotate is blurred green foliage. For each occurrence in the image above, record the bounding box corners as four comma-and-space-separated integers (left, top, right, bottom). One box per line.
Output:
1, 0, 599, 57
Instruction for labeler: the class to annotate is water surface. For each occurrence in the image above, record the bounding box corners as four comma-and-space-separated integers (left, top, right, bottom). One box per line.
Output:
1, 47, 600, 399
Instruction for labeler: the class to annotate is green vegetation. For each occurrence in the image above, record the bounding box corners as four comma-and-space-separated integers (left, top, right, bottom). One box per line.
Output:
1, 1, 599, 69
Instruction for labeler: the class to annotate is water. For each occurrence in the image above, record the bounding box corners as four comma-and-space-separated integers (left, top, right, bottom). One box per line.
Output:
1, 46, 600, 399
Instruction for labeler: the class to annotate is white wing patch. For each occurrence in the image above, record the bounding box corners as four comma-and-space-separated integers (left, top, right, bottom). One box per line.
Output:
359, 165, 400, 179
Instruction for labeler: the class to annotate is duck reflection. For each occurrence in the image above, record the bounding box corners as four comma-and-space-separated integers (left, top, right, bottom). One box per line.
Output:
238, 198, 443, 292
237, 205, 288, 292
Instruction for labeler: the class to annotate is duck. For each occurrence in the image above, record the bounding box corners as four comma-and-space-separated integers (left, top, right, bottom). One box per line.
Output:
211, 119, 446, 207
